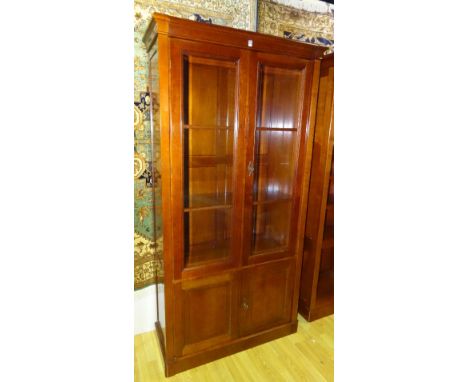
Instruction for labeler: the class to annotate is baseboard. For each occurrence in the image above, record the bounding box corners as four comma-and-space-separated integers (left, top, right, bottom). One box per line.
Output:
155, 321, 166, 371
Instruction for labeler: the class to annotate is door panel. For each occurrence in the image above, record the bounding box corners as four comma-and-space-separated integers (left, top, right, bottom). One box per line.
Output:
239, 258, 295, 336
169, 39, 247, 279
244, 53, 311, 264
174, 272, 239, 356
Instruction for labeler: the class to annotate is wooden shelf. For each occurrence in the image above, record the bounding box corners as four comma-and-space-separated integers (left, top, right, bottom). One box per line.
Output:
321, 227, 334, 249
184, 124, 233, 129
184, 193, 232, 211
252, 234, 286, 254
186, 155, 233, 168
253, 192, 292, 206
256, 126, 297, 132
253, 198, 291, 206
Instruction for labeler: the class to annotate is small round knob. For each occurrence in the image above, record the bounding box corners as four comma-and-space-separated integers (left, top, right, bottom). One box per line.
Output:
242, 301, 249, 310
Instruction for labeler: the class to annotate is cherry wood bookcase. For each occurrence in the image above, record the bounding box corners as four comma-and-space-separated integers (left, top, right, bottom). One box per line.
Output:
144, 14, 327, 376
299, 54, 334, 322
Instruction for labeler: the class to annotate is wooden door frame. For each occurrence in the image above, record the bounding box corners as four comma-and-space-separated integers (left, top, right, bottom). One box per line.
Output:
241, 51, 319, 268
168, 38, 249, 281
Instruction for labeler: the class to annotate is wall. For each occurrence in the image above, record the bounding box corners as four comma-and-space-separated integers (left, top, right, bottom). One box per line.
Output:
134, 284, 166, 334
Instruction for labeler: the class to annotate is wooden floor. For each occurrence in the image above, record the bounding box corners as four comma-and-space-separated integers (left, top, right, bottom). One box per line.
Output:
134, 315, 334, 381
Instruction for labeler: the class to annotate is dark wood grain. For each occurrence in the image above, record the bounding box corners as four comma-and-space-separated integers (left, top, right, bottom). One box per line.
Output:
152, 30, 173, 357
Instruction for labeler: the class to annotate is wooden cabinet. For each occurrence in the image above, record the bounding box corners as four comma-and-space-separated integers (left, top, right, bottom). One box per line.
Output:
299, 54, 334, 322
144, 13, 326, 376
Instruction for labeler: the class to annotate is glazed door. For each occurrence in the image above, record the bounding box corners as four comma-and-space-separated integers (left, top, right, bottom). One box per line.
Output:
243, 52, 313, 265
170, 39, 248, 279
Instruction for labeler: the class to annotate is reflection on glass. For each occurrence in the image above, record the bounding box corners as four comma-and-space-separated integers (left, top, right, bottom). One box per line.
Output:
183, 55, 237, 267
184, 209, 232, 267
253, 130, 296, 202
256, 66, 303, 129
251, 64, 303, 255
184, 56, 236, 127
252, 202, 292, 252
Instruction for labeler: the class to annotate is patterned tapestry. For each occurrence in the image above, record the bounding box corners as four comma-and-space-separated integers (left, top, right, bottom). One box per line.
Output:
134, 0, 334, 290
259, 0, 334, 46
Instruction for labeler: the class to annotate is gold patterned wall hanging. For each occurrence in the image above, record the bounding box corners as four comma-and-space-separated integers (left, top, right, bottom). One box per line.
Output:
258, 0, 334, 42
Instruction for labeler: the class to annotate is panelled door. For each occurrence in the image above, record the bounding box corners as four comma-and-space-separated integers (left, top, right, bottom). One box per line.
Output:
173, 272, 240, 356
169, 39, 247, 356
240, 51, 314, 333
239, 257, 295, 336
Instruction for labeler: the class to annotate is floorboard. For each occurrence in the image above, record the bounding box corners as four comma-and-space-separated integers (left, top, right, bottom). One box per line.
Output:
134, 314, 334, 381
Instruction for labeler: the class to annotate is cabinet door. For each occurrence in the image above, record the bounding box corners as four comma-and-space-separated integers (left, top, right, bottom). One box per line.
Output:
239, 258, 295, 336
174, 272, 239, 356
169, 39, 248, 279
243, 53, 313, 264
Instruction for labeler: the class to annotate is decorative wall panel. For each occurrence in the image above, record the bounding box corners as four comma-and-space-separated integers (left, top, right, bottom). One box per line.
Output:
271, 0, 332, 13
259, 0, 334, 45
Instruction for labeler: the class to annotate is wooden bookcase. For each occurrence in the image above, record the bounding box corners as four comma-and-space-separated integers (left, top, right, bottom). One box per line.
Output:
298, 54, 334, 322
144, 14, 327, 376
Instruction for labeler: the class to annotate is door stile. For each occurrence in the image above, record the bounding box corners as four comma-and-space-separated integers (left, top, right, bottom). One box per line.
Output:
230, 48, 250, 272
241, 51, 259, 266
156, 31, 176, 362
168, 39, 184, 281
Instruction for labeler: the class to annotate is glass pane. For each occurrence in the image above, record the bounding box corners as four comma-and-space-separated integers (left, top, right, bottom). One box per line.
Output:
183, 55, 238, 267
251, 64, 303, 255
184, 56, 237, 128
184, 128, 233, 209
253, 130, 296, 202
184, 209, 231, 267
256, 65, 303, 129
252, 202, 292, 252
